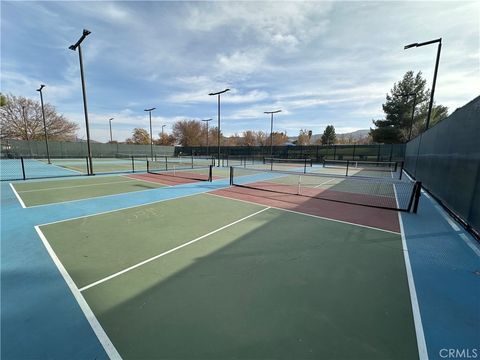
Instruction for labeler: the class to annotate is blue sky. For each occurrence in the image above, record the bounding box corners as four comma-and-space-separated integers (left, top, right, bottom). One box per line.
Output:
1, 1, 478, 143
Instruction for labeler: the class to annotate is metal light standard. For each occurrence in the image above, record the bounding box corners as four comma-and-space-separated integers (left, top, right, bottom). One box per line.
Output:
404, 38, 442, 131
144, 107, 156, 160
208, 89, 230, 166
264, 110, 282, 158
21, 105, 32, 157
108, 117, 114, 143
69, 29, 93, 175
36, 85, 51, 164
161, 124, 166, 137
201, 118, 212, 156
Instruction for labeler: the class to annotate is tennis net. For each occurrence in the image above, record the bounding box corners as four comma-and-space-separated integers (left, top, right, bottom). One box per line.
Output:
147, 160, 212, 181
323, 159, 402, 179
230, 166, 420, 212
262, 158, 313, 173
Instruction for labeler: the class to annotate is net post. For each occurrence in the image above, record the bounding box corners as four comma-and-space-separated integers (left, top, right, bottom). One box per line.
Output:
346, 160, 349, 176
303, 158, 307, 174
399, 161, 404, 180
146, 160, 150, 173
191, 155, 194, 169
412, 181, 422, 213
166, 156, 169, 171
229, 166, 234, 185
208, 165, 213, 182
131, 155, 135, 173
21, 157, 26, 180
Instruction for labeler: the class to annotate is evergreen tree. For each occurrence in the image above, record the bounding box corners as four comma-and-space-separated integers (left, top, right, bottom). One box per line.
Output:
321, 125, 336, 145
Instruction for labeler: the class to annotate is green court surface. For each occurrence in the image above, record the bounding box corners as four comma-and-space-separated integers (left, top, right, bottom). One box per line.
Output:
12, 175, 165, 207
39, 193, 418, 359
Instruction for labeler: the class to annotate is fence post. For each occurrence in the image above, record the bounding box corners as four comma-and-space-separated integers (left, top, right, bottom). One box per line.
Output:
229, 166, 234, 185
399, 161, 404, 180
21, 157, 26, 180
389, 144, 393, 162
131, 156, 135, 173
333, 146, 337, 160
346, 160, 349, 176
85, 156, 90, 175
352, 144, 356, 160
412, 182, 422, 213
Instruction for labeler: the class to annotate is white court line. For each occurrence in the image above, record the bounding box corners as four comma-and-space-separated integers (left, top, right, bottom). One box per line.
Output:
17, 179, 139, 193
434, 204, 461, 232
206, 192, 400, 235
121, 174, 172, 187
37, 190, 220, 227
313, 178, 336, 188
34, 226, 121, 360
397, 212, 429, 360
9, 183, 26, 209
78, 207, 270, 292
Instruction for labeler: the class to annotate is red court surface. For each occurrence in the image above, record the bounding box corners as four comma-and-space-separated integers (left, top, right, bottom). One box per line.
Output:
126, 172, 210, 186
211, 186, 400, 233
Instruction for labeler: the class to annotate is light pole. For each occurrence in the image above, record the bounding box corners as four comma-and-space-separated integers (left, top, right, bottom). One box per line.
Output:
201, 118, 212, 156
108, 117, 114, 143
208, 89, 230, 166
36, 84, 51, 164
400, 93, 417, 141
144, 107, 156, 160
161, 124, 166, 137
264, 110, 282, 158
404, 38, 442, 131
69, 29, 93, 175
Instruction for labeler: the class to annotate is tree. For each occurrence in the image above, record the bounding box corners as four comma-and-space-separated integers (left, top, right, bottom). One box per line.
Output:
225, 133, 241, 146
242, 130, 256, 146
156, 132, 176, 145
321, 125, 336, 145
255, 131, 268, 146
172, 120, 204, 146
370, 71, 448, 143
126, 128, 150, 144
271, 132, 288, 145
0, 94, 78, 140
0, 93, 7, 107
296, 129, 310, 145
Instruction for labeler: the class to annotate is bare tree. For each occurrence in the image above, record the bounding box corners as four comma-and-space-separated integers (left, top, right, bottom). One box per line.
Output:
0, 94, 78, 140
156, 132, 176, 145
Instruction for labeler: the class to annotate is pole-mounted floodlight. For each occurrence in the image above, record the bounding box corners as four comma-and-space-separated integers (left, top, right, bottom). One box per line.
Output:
201, 118, 213, 156
144, 107, 156, 160
208, 89, 230, 166
264, 110, 282, 158
69, 29, 93, 175
108, 118, 114, 143
404, 38, 442, 131
36, 84, 51, 164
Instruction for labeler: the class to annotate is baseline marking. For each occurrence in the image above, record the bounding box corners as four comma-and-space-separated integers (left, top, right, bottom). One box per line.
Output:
34, 226, 121, 360
78, 207, 270, 292
9, 183, 26, 209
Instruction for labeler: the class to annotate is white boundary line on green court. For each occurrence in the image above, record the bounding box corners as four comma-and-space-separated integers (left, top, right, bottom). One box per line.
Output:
9, 183, 26, 208
16, 179, 139, 193
34, 226, 122, 360
206, 192, 400, 235
397, 211, 429, 360
77, 207, 270, 292
313, 178, 336, 188
37, 191, 217, 227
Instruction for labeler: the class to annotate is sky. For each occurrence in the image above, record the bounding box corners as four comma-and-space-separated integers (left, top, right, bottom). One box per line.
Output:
1, 1, 478, 143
